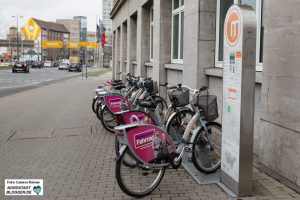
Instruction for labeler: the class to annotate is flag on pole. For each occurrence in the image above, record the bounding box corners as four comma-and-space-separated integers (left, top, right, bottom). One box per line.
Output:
96, 24, 101, 43
99, 20, 106, 47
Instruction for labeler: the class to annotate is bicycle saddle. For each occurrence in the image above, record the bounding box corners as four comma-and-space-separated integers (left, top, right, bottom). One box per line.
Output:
139, 101, 156, 108
111, 82, 124, 87
114, 85, 126, 90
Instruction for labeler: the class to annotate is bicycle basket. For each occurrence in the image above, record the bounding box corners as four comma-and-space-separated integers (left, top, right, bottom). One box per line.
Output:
168, 88, 189, 107
143, 79, 158, 95
196, 95, 218, 121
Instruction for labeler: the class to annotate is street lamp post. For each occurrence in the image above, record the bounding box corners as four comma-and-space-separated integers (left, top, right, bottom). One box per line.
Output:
12, 13, 23, 61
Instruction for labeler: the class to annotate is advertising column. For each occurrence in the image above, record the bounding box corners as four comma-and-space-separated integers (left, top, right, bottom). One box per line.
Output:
221, 4, 257, 197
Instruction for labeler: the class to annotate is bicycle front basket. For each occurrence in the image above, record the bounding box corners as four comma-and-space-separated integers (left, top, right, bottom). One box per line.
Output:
143, 79, 154, 92
168, 88, 189, 107
197, 95, 218, 121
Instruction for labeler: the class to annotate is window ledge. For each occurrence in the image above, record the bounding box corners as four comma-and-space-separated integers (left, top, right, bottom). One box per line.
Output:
145, 62, 153, 67
205, 67, 263, 84
132, 60, 137, 65
164, 63, 183, 71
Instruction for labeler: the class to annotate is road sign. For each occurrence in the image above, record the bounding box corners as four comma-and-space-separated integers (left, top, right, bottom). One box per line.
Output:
86, 42, 99, 48
42, 41, 63, 49
67, 42, 80, 49
221, 4, 257, 197
80, 42, 88, 47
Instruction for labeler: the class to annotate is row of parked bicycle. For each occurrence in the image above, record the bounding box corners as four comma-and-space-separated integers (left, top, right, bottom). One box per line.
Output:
91, 72, 222, 198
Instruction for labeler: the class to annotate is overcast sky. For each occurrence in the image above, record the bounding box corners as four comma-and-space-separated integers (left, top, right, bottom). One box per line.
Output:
0, 0, 103, 38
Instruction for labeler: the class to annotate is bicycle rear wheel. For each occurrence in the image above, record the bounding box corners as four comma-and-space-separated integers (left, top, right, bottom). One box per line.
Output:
192, 122, 222, 174
115, 147, 165, 198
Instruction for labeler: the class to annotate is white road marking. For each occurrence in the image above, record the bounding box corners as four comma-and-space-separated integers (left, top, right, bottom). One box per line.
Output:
0, 82, 41, 89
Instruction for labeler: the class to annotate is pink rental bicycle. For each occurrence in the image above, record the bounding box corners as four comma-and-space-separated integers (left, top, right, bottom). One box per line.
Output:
114, 86, 222, 198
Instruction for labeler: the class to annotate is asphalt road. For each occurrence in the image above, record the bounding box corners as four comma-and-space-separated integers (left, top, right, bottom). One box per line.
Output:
0, 67, 90, 98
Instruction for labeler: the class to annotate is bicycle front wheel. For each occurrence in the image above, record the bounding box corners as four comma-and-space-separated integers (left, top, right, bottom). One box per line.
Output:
114, 138, 137, 168
100, 106, 117, 133
166, 109, 194, 145
192, 122, 222, 174
115, 147, 165, 198
92, 97, 98, 113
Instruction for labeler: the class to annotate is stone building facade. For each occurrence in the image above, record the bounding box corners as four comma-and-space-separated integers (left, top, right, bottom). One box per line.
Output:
110, 0, 300, 192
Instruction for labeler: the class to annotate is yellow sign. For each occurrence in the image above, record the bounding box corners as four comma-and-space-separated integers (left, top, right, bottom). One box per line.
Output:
21, 18, 41, 41
42, 41, 63, 48
87, 42, 99, 48
80, 42, 88, 47
67, 42, 80, 48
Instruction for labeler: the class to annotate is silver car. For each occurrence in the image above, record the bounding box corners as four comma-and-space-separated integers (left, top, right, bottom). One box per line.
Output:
58, 63, 69, 70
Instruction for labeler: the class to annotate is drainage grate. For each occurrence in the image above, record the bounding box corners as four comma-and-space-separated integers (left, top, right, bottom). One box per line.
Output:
10, 129, 54, 140
52, 127, 91, 137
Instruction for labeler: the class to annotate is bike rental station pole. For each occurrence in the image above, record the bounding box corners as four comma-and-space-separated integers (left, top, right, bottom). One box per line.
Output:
220, 4, 257, 197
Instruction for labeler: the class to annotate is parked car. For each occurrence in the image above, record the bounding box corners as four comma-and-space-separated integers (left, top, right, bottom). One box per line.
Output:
12, 61, 29, 73
44, 61, 53, 68
68, 63, 81, 72
31, 61, 43, 69
58, 62, 69, 70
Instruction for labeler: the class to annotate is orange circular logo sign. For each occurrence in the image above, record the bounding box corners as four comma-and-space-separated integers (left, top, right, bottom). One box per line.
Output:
226, 10, 240, 46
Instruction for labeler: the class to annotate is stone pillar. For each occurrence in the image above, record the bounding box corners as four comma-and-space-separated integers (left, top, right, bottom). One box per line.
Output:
127, 15, 137, 76
120, 22, 127, 78
260, 0, 300, 192
136, 6, 150, 77
112, 31, 116, 79
153, 0, 172, 96
183, 0, 216, 89
114, 27, 121, 79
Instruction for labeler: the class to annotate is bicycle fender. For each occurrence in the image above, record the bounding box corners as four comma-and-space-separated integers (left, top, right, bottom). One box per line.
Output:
188, 126, 202, 159
93, 95, 98, 100
165, 107, 192, 129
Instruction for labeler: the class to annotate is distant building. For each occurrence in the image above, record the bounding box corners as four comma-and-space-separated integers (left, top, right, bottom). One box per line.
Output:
86, 31, 96, 65
73, 16, 87, 63
87, 31, 96, 43
101, 0, 113, 67
56, 19, 80, 58
73, 16, 87, 42
56, 19, 80, 42
102, 0, 113, 32
22, 18, 70, 61
6, 27, 22, 61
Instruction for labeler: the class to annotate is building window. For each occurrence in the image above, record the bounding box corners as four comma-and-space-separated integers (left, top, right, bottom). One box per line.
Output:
150, 6, 154, 61
215, 0, 264, 71
171, 0, 184, 63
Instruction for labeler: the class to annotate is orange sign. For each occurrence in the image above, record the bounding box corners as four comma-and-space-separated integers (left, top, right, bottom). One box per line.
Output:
42, 41, 63, 48
87, 42, 99, 48
67, 42, 80, 48
80, 42, 88, 47
226, 10, 240, 46
235, 51, 242, 59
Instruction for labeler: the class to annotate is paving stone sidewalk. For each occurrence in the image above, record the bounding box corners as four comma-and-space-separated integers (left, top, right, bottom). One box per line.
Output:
0, 72, 299, 200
